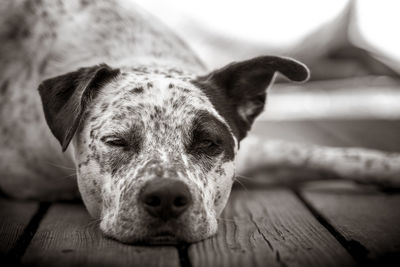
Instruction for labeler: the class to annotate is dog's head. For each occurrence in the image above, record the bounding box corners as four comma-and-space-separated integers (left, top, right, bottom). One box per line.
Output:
38, 56, 309, 243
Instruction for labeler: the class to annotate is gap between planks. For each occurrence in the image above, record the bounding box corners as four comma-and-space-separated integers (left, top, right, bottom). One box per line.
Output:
1, 200, 191, 267
293, 189, 369, 265
299, 181, 400, 266
0, 199, 50, 266
188, 189, 355, 267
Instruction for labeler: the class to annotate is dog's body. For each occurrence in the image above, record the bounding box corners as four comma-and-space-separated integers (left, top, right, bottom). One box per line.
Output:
1, 0, 399, 244
0, 0, 207, 199
1, 0, 268, 243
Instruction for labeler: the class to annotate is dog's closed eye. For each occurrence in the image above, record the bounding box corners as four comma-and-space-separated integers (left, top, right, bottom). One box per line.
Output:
196, 139, 219, 149
101, 136, 128, 147
99, 125, 143, 152
190, 133, 223, 157
195, 138, 223, 154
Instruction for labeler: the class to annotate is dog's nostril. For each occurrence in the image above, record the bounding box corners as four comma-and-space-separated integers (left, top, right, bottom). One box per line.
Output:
173, 196, 188, 207
144, 195, 161, 207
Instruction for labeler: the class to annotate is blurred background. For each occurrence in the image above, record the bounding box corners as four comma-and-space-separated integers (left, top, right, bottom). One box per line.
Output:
135, 0, 400, 121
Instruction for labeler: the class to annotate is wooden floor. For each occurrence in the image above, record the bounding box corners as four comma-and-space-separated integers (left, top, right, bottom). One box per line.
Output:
1, 120, 400, 267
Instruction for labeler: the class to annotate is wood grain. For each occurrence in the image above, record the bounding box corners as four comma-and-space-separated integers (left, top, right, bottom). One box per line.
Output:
302, 182, 400, 265
22, 203, 180, 267
0, 199, 38, 256
188, 189, 355, 267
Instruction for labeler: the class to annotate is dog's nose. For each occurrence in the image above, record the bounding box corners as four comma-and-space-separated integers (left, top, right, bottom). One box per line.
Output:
140, 179, 192, 220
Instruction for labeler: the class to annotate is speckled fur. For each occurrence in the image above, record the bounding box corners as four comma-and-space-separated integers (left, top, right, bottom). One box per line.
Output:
0, 0, 236, 243
73, 68, 237, 242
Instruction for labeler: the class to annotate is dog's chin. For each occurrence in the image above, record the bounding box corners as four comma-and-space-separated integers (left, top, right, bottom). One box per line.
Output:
145, 232, 185, 245
100, 214, 219, 244
102, 228, 214, 245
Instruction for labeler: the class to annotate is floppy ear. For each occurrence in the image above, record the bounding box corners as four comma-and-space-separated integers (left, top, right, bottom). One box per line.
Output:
38, 64, 120, 151
194, 56, 310, 140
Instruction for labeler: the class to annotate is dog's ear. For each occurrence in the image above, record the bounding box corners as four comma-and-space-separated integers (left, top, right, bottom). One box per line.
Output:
194, 56, 309, 140
38, 64, 120, 151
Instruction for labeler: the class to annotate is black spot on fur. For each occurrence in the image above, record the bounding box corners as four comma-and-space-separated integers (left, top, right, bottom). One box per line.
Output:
186, 111, 235, 172
90, 115, 100, 122
130, 86, 144, 94
214, 191, 222, 205
153, 105, 162, 116
0, 80, 9, 96
178, 96, 187, 104
154, 121, 160, 130
80, 157, 90, 168
112, 113, 127, 121
80, 0, 90, 7
100, 103, 109, 112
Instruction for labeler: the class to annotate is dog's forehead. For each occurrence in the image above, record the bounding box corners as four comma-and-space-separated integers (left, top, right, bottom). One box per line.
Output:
94, 67, 230, 129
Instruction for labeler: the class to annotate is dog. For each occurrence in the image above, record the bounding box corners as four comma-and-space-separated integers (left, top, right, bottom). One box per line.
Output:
1, 0, 398, 244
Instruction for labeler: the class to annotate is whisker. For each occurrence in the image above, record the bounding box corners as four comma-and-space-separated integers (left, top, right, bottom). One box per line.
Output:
58, 173, 77, 180
44, 161, 76, 171
234, 177, 249, 191
217, 217, 235, 223
235, 175, 253, 181
84, 218, 101, 229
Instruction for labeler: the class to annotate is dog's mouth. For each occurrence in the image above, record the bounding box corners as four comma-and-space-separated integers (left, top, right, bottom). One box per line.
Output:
104, 229, 183, 245
147, 231, 181, 245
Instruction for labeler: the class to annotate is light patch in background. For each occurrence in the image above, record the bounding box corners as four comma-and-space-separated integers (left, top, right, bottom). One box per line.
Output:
133, 0, 349, 68
262, 88, 400, 120
131, 0, 400, 120
353, 0, 400, 63
134, 0, 348, 46
133, 0, 400, 68
260, 77, 400, 120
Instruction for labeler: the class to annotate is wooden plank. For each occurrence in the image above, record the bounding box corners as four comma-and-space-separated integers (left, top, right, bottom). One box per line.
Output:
188, 189, 355, 267
0, 199, 38, 256
22, 203, 180, 267
302, 182, 400, 265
